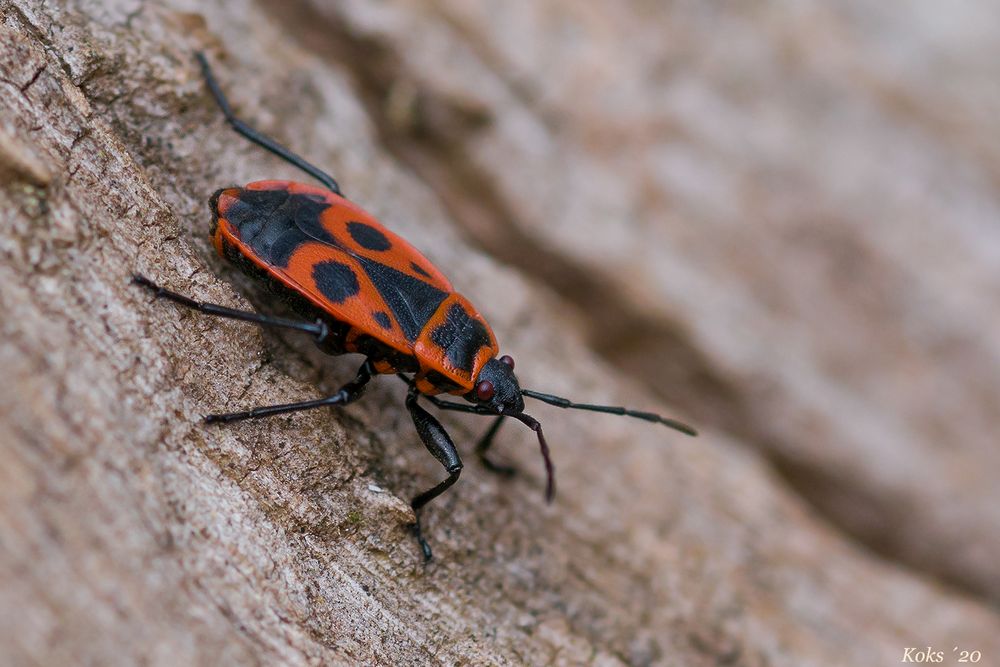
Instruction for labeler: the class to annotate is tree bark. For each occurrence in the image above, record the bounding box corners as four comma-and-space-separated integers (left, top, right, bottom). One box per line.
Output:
2, 1, 999, 665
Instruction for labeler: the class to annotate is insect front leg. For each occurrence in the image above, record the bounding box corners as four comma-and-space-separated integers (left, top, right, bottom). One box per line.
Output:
474, 416, 517, 477
419, 392, 516, 477
205, 360, 374, 424
405, 387, 463, 562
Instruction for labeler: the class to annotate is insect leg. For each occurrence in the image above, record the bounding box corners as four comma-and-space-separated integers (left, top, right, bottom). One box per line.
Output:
402, 387, 515, 476
405, 387, 463, 561
205, 360, 373, 424
133, 274, 330, 343
195, 52, 342, 195
473, 416, 517, 476
421, 394, 493, 416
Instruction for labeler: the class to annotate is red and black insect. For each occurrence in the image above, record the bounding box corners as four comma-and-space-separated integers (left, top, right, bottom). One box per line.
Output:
134, 53, 696, 560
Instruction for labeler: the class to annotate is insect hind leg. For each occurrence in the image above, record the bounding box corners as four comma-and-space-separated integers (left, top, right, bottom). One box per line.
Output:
132, 274, 329, 342
195, 52, 343, 195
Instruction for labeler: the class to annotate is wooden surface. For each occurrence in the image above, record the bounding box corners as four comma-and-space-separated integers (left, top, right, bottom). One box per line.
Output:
2, 1, 999, 665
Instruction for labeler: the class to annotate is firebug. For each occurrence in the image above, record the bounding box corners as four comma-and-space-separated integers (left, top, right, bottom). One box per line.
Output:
134, 53, 696, 560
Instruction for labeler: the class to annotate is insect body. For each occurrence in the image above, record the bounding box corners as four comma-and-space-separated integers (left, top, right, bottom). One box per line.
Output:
134, 53, 696, 561
210, 180, 506, 400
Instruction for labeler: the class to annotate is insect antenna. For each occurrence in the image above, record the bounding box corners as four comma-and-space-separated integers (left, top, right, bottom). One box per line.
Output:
521, 389, 697, 437
513, 413, 555, 502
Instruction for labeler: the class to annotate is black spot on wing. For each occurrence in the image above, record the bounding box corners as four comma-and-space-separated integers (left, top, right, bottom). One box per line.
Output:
373, 311, 392, 329
313, 260, 360, 304
410, 262, 432, 278
357, 257, 447, 341
223, 189, 336, 267
430, 303, 491, 373
348, 221, 392, 251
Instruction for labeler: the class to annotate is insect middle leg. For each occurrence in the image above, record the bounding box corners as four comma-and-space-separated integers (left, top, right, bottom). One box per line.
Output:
205, 360, 374, 424
405, 387, 463, 561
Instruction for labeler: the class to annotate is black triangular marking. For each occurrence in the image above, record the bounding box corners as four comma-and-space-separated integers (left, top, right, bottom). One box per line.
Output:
356, 257, 447, 341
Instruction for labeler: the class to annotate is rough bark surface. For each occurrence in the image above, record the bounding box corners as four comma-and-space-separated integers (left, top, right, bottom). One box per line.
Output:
1, 1, 998, 666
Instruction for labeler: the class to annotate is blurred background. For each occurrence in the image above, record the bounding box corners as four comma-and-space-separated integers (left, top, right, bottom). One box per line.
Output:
295, 1, 1000, 603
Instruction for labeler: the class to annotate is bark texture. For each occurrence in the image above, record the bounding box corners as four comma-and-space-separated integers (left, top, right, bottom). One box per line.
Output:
2, 1, 999, 665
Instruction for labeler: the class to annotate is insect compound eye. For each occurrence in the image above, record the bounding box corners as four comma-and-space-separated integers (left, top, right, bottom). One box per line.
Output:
499, 355, 515, 370
476, 380, 495, 402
